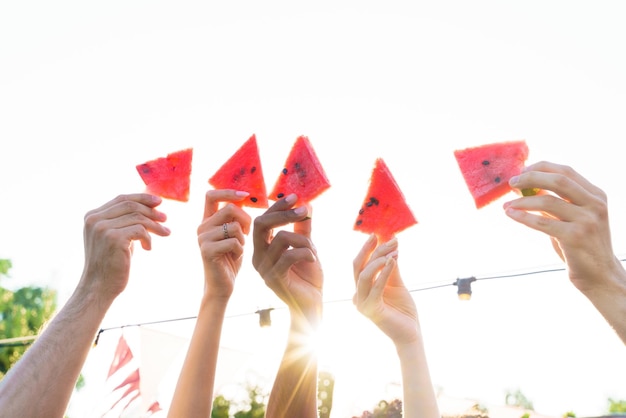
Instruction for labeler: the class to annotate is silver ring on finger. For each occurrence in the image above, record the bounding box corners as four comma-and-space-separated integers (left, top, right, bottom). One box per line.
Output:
223, 223, 230, 240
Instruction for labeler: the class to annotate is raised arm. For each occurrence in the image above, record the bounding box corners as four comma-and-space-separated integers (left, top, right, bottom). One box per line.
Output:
352, 234, 440, 418
167, 190, 251, 417
252, 193, 323, 418
505, 161, 626, 344
0, 194, 171, 418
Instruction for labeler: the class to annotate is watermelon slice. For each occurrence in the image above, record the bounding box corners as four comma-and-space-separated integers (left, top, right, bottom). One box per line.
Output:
454, 140, 529, 209
136, 148, 193, 202
354, 158, 417, 242
269, 135, 331, 203
208, 134, 269, 208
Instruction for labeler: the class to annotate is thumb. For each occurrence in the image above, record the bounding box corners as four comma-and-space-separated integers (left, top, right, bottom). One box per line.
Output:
293, 203, 313, 238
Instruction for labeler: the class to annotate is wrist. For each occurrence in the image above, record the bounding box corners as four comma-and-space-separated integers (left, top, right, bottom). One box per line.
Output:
578, 256, 626, 300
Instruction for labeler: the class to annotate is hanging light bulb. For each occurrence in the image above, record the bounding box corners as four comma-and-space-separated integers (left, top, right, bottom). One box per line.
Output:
256, 308, 274, 327
453, 277, 476, 300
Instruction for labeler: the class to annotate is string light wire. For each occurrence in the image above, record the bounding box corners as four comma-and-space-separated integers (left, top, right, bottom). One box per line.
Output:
3, 258, 625, 348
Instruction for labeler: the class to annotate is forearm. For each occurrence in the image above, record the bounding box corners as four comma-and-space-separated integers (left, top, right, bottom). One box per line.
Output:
168, 295, 228, 417
0, 286, 113, 418
266, 305, 321, 418
396, 334, 440, 418
579, 258, 626, 345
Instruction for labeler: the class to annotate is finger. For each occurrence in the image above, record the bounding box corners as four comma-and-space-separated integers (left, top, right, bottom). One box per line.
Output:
220, 221, 247, 246
265, 230, 315, 265
511, 162, 606, 206
370, 237, 399, 260
356, 255, 388, 305
370, 257, 396, 298
292, 203, 313, 238
253, 193, 302, 249
87, 195, 168, 225
353, 234, 378, 285
111, 223, 153, 251
88, 194, 163, 216
88, 211, 171, 240
505, 193, 584, 223
504, 205, 568, 238
524, 161, 604, 196
199, 231, 245, 260
203, 189, 250, 220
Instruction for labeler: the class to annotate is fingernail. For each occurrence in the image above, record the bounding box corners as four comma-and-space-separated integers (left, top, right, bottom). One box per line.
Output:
163, 226, 171, 234
235, 191, 250, 197
509, 175, 519, 186
285, 193, 297, 204
294, 205, 308, 216
386, 237, 398, 248
503, 201, 511, 209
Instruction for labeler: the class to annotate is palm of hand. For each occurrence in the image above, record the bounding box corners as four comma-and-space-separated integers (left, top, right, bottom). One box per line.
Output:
275, 260, 323, 310
377, 286, 418, 344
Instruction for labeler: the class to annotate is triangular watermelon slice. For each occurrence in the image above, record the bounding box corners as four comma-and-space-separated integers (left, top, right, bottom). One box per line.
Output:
269, 135, 331, 203
354, 158, 417, 242
454, 140, 529, 209
208, 134, 269, 208
136, 148, 193, 202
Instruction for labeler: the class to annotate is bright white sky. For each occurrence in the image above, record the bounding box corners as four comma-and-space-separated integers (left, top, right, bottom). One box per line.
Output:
2, 1, 626, 417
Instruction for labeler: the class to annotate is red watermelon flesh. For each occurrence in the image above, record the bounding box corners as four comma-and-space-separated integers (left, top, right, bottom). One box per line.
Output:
354, 158, 417, 243
454, 140, 529, 209
269, 135, 331, 203
136, 148, 193, 202
208, 134, 269, 208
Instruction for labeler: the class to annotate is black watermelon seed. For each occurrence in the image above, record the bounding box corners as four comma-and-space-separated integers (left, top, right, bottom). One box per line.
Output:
494, 176, 501, 183
366, 201, 373, 207
482, 160, 490, 166
359, 209, 364, 215
282, 168, 288, 175
140, 165, 151, 174
356, 220, 363, 226
251, 166, 256, 174
239, 168, 246, 175
295, 162, 300, 169
369, 197, 379, 206
277, 193, 284, 199
251, 197, 258, 203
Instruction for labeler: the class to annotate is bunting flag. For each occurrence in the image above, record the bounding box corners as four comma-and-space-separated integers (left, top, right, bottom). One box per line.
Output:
107, 334, 134, 378
100, 334, 143, 417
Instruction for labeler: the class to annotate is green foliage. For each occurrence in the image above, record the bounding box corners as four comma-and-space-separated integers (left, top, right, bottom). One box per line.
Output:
212, 395, 231, 418
0, 259, 12, 278
562, 411, 576, 417
505, 389, 534, 411
211, 383, 267, 418
318, 370, 335, 418
608, 397, 626, 413
0, 260, 57, 378
352, 399, 403, 418
520, 414, 530, 418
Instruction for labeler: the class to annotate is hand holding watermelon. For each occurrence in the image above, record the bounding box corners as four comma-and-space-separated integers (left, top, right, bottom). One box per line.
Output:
504, 161, 626, 345
352, 234, 440, 417
168, 188, 251, 417
251, 193, 323, 416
